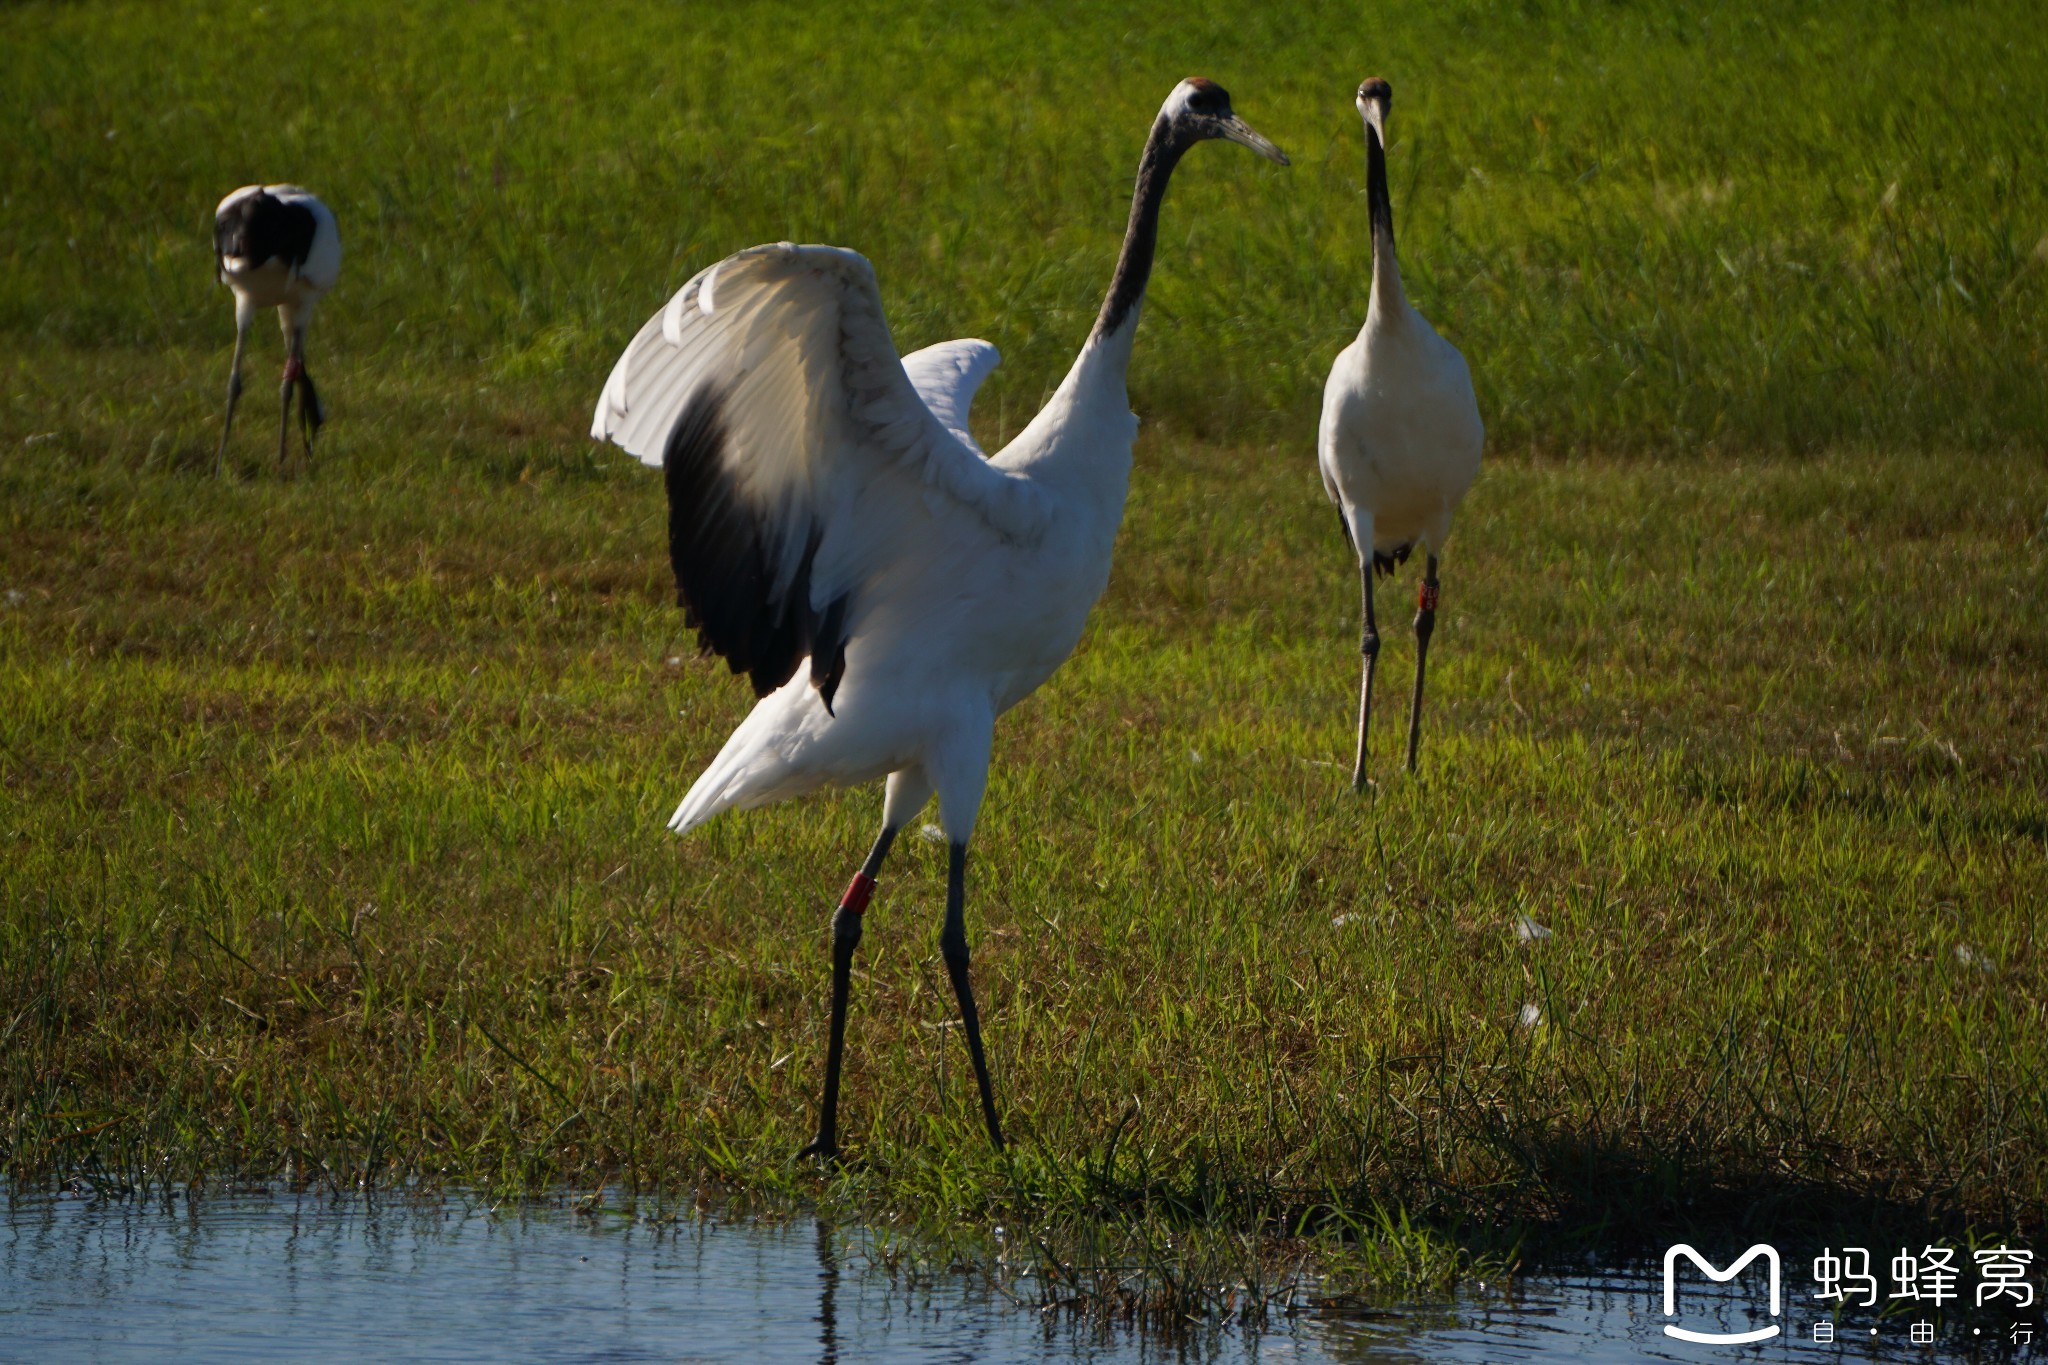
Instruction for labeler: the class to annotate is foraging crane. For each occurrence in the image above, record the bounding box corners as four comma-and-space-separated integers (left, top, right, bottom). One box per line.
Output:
592, 79, 1287, 1158
1318, 79, 1482, 786
213, 184, 340, 471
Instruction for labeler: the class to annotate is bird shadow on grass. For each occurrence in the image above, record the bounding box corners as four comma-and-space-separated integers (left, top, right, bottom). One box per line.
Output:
1674, 757, 2048, 845
1370, 1132, 2031, 1270
994, 1116, 2041, 1320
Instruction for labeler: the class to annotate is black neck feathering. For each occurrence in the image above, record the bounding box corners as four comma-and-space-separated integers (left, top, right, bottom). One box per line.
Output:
1366, 122, 1396, 257
1091, 116, 1190, 342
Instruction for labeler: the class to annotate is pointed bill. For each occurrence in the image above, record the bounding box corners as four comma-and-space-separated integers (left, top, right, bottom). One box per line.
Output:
1358, 98, 1388, 152
1220, 114, 1289, 165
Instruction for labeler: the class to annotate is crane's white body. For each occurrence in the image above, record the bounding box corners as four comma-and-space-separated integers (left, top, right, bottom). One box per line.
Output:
681, 335, 1138, 840
212, 184, 341, 469
593, 245, 1146, 844
1318, 83, 1482, 785
592, 78, 1289, 1159
214, 184, 340, 332
1318, 269, 1482, 565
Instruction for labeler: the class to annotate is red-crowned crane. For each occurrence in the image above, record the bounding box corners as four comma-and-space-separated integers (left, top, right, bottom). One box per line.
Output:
213, 184, 340, 471
591, 79, 1287, 1158
1318, 79, 1483, 786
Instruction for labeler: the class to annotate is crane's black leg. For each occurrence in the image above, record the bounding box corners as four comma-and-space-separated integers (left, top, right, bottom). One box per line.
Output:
215, 321, 249, 477
1405, 555, 1441, 775
297, 367, 322, 462
294, 330, 324, 464
1352, 557, 1381, 791
280, 325, 320, 469
276, 358, 296, 469
798, 823, 898, 1162
940, 840, 1004, 1150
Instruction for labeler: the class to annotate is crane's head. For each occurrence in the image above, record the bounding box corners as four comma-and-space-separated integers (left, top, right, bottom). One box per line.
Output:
1161, 78, 1289, 164
1356, 77, 1393, 150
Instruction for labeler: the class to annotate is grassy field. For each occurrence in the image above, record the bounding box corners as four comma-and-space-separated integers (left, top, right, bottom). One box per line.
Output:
5, 0, 2046, 456
3, 0, 2046, 1296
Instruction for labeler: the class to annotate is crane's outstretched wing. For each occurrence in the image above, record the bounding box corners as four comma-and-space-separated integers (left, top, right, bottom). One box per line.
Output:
591, 243, 1046, 710
900, 338, 1001, 457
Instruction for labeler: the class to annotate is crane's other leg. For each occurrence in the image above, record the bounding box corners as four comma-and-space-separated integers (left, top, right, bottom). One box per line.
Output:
941, 839, 1004, 1151
293, 326, 324, 463
278, 319, 320, 468
927, 724, 1002, 1149
1405, 555, 1442, 775
799, 768, 931, 1161
1351, 554, 1381, 791
215, 304, 252, 476
275, 317, 297, 470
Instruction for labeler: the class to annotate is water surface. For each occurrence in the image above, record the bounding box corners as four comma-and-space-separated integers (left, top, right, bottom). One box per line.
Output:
0, 1191, 2028, 1362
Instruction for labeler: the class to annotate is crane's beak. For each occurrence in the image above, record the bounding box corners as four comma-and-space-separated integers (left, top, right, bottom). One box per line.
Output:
1358, 99, 1388, 152
1219, 114, 1290, 165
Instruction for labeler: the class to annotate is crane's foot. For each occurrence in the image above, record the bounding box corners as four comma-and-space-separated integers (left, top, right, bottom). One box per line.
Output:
795, 1138, 841, 1164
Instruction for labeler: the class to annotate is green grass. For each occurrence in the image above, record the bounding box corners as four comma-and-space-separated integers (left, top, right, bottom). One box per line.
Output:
5, 438, 2044, 1274
3, 0, 2047, 1301
4, 0, 2046, 456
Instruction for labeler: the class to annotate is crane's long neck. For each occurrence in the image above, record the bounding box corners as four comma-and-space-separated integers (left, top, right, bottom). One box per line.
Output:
1085, 115, 1189, 371
1011, 113, 1187, 485
1365, 122, 1407, 316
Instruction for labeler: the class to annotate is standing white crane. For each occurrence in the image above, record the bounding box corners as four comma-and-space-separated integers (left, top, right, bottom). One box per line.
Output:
213, 184, 340, 472
1318, 79, 1483, 787
591, 79, 1287, 1158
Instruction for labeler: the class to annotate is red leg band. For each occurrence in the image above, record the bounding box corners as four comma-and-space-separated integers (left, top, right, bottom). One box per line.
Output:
1417, 580, 1440, 612
839, 871, 876, 916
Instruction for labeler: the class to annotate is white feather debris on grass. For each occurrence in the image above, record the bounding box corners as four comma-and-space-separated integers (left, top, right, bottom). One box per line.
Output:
1955, 943, 1996, 973
1517, 1003, 1543, 1029
919, 823, 946, 844
1515, 915, 1553, 944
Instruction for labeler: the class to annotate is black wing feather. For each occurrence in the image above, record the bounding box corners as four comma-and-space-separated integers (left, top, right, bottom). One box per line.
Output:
662, 384, 852, 712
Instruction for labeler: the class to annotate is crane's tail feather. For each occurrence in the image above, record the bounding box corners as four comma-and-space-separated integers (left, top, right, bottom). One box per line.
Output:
667, 743, 816, 835
665, 679, 836, 836
669, 767, 741, 835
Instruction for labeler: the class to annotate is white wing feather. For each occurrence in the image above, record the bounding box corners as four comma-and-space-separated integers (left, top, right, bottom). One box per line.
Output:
592, 244, 1045, 617
900, 338, 1001, 457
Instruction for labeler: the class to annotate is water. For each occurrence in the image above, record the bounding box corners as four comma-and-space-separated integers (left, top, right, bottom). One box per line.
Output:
0, 1190, 2032, 1362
